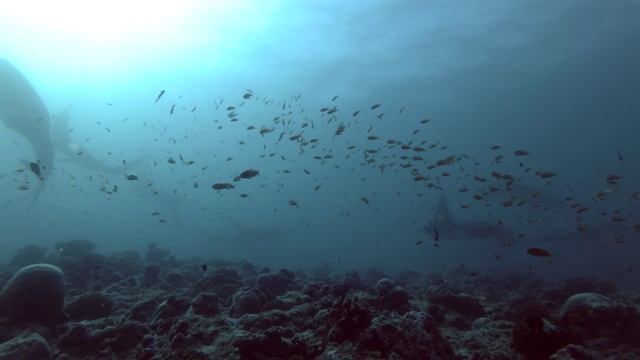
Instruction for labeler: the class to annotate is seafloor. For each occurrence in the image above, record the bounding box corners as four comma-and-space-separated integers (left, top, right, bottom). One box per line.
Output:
0, 241, 639, 360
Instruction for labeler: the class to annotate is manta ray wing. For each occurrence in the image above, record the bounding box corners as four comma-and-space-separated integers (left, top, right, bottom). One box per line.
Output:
429, 195, 514, 244
429, 195, 457, 238
0, 59, 54, 211
51, 105, 150, 174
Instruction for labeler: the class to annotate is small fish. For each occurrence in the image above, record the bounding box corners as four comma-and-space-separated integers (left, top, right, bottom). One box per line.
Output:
29, 162, 41, 178
353, 110, 361, 117
371, 104, 381, 109
435, 155, 456, 166
201, 264, 208, 272
125, 174, 138, 181
535, 171, 557, 179
513, 150, 530, 156
617, 151, 623, 161
526, 248, 552, 257
238, 169, 259, 179
212, 183, 235, 190
151, 212, 160, 216
240, 193, 249, 198
432, 228, 439, 242
170, 104, 175, 114
490, 145, 501, 150
288, 199, 298, 206
155, 90, 165, 102
360, 197, 369, 204
608, 215, 625, 222
576, 224, 590, 232
611, 236, 624, 244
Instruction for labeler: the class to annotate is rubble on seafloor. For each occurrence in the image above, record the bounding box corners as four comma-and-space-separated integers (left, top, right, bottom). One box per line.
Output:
0, 245, 639, 359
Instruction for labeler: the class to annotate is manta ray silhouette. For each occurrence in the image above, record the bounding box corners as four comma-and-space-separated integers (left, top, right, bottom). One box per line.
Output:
0, 59, 54, 211
429, 195, 515, 245
50, 105, 149, 174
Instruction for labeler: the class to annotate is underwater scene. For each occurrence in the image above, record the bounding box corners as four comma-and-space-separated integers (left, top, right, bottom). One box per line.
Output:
1, 1, 639, 359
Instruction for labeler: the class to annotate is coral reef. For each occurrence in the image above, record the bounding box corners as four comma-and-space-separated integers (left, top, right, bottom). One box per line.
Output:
0, 263, 68, 325
0, 254, 638, 359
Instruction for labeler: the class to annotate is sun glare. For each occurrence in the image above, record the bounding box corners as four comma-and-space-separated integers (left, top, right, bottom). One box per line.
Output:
0, 0, 280, 82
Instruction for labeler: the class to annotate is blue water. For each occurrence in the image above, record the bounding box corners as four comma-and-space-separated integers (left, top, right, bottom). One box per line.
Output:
1, 1, 638, 287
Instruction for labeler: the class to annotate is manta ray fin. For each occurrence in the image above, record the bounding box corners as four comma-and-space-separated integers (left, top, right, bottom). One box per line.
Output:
431, 195, 456, 227
1, 59, 55, 212
52, 106, 150, 174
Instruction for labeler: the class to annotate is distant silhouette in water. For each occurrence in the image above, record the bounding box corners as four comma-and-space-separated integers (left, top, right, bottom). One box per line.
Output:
0, 59, 55, 211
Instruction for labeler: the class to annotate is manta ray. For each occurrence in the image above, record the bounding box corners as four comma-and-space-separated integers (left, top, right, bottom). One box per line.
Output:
0, 59, 54, 210
199, 217, 303, 247
429, 195, 515, 245
50, 106, 149, 174
428, 195, 636, 245
230, 218, 290, 246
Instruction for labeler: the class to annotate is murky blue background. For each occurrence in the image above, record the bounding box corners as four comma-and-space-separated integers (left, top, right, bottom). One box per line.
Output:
1, 1, 638, 286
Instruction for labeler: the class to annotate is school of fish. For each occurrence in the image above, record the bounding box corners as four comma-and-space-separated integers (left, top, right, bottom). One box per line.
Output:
4, 85, 639, 274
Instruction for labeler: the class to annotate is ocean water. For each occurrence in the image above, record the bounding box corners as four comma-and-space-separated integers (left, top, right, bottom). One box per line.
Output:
0, 1, 638, 287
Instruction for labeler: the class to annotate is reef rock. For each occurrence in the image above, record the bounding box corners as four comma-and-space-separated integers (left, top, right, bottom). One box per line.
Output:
65, 292, 114, 321
561, 292, 640, 344
0, 263, 67, 325
0, 332, 51, 360
54, 239, 96, 258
